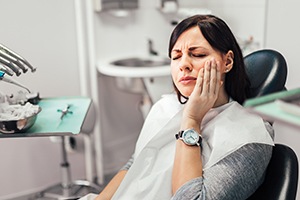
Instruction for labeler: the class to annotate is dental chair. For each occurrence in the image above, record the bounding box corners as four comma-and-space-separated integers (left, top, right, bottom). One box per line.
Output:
243, 49, 299, 200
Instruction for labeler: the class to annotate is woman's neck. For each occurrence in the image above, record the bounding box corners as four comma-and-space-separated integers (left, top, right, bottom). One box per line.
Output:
213, 88, 229, 108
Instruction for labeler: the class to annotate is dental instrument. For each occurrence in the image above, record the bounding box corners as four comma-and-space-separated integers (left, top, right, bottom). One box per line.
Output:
0, 70, 40, 104
0, 43, 36, 75
0, 63, 14, 76
0, 44, 40, 104
0, 70, 31, 93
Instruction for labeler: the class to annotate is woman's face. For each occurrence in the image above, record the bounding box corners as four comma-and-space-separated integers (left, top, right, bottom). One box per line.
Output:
170, 26, 230, 97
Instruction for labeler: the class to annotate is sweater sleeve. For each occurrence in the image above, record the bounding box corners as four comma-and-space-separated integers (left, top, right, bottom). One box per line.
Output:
172, 142, 273, 200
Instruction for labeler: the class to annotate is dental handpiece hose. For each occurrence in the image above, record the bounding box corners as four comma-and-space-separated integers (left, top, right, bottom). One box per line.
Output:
0, 70, 31, 93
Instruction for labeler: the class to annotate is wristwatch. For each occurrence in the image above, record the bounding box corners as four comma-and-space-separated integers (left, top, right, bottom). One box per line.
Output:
175, 128, 202, 147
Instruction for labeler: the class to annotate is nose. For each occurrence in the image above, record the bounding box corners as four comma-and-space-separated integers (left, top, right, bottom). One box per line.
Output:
179, 55, 192, 72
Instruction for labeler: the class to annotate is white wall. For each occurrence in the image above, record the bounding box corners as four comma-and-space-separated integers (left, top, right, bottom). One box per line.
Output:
0, 0, 86, 198
195, 0, 267, 55
266, 0, 300, 90
266, 1, 300, 199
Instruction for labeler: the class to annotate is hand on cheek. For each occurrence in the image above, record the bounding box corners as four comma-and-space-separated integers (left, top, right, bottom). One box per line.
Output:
181, 59, 222, 128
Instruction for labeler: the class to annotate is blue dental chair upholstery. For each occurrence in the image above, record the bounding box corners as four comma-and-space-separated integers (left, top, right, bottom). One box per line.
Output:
244, 49, 298, 200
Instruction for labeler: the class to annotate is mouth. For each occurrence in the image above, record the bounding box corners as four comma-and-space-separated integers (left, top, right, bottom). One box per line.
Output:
179, 76, 197, 84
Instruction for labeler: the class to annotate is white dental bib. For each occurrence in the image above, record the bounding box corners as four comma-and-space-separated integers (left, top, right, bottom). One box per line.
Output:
112, 94, 274, 200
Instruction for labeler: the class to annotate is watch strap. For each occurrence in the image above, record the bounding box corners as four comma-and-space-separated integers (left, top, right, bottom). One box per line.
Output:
175, 130, 184, 140
175, 129, 203, 147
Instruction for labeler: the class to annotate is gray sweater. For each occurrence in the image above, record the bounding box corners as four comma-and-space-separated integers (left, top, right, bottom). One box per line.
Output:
121, 123, 274, 200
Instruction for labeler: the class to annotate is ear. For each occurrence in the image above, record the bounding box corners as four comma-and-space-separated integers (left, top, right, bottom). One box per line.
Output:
224, 50, 234, 73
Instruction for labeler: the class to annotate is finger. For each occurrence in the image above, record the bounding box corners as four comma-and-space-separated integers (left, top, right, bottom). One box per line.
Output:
213, 61, 222, 95
193, 67, 204, 96
216, 61, 222, 87
210, 59, 217, 94
202, 60, 211, 95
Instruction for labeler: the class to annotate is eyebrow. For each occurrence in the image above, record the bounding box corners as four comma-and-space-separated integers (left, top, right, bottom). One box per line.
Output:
189, 46, 205, 51
172, 46, 208, 53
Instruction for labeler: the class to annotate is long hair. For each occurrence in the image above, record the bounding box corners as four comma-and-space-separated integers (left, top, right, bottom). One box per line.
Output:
169, 15, 250, 105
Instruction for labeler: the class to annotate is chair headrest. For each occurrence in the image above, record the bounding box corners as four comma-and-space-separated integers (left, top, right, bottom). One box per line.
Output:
244, 49, 287, 98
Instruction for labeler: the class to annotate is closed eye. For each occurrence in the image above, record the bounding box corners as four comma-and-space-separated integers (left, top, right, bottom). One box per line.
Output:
172, 56, 180, 60
171, 55, 181, 60
190, 53, 206, 58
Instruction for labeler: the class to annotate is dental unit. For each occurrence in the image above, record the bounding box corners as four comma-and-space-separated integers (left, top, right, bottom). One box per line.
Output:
0, 43, 39, 104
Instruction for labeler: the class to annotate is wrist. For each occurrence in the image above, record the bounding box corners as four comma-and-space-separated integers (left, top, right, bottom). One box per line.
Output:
180, 121, 201, 133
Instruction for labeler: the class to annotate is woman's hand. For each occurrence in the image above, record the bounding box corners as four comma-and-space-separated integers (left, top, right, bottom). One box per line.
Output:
181, 58, 222, 130
173, 59, 222, 193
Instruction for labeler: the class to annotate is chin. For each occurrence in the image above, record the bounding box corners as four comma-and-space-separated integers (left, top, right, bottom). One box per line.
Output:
180, 91, 192, 97
175, 84, 193, 97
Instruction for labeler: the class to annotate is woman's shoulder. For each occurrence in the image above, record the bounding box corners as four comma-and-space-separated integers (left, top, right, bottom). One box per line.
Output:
158, 93, 178, 103
152, 93, 182, 110
144, 93, 183, 120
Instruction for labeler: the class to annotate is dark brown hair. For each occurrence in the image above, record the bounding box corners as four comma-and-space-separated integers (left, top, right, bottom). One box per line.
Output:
169, 14, 250, 104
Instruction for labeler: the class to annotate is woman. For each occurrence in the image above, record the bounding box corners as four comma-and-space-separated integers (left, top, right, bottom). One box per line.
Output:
88, 14, 274, 200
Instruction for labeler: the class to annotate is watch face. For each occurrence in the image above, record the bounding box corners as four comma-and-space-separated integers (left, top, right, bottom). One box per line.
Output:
183, 129, 199, 145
